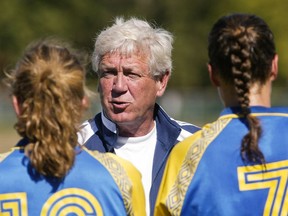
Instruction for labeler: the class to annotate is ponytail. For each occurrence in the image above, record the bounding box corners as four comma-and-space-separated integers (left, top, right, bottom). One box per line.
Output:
7, 40, 86, 178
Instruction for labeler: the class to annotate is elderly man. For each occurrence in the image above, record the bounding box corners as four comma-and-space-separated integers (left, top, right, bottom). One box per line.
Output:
79, 17, 200, 215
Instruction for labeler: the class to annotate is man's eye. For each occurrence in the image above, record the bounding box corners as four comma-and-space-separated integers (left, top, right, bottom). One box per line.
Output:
126, 73, 142, 79
100, 71, 115, 78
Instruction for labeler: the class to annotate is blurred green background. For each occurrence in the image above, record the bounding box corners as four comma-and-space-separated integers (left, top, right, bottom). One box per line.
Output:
1, 0, 288, 152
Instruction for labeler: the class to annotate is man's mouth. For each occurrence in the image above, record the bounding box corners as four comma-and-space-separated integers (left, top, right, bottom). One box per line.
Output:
111, 101, 129, 109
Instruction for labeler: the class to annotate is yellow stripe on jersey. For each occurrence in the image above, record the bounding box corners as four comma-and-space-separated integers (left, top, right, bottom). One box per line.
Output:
238, 160, 288, 216
218, 112, 288, 120
85, 148, 146, 216
107, 152, 146, 216
0, 148, 19, 163
155, 117, 231, 216
0, 193, 28, 216
41, 188, 103, 216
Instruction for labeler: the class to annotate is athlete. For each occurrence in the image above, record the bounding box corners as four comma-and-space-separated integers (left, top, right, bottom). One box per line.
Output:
0, 40, 145, 216
155, 13, 288, 215
78, 17, 200, 215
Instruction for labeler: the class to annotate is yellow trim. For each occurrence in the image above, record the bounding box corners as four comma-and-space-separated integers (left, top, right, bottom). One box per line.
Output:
219, 112, 288, 120
107, 153, 146, 216
0, 148, 19, 163
0, 193, 28, 216
238, 160, 288, 216
85, 148, 146, 216
155, 118, 231, 215
41, 188, 103, 216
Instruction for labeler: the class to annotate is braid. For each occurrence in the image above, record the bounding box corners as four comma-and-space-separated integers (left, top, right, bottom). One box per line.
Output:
228, 27, 264, 164
208, 14, 276, 165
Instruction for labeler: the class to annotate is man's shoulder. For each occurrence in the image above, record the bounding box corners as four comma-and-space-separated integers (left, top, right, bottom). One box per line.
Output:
172, 118, 200, 142
155, 105, 200, 141
78, 114, 101, 145
156, 104, 200, 131
172, 118, 200, 132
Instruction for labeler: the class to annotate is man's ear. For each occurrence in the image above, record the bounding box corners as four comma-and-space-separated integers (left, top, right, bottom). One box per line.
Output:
12, 95, 21, 116
208, 63, 220, 87
156, 70, 170, 97
270, 54, 278, 81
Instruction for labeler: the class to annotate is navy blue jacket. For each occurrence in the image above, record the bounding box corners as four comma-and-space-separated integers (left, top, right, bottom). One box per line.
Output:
78, 104, 200, 215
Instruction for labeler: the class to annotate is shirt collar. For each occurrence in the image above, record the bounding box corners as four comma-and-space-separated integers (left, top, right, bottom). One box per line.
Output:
220, 106, 288, 117
101, 111, 117, 134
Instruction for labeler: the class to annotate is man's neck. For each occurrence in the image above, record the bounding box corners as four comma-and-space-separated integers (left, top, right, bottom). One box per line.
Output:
117, 120, 156, 137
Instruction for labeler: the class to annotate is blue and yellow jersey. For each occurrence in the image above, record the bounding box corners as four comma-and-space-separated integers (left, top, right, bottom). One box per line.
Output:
0, 145, 146, 216
155, 106, 288, 216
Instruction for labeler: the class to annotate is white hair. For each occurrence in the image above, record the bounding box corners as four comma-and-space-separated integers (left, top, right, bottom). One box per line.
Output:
92, 17, 174, 78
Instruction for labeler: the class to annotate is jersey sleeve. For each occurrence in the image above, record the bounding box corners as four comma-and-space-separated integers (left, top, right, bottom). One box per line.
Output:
154, 132, 201, 216
107, 153, 146, 216
86, 148, 146, 216
0, 149, 15, 163
155, 118, 232, 215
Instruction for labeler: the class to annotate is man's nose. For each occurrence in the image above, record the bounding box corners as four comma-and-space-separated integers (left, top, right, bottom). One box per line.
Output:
113, 73, 128, 92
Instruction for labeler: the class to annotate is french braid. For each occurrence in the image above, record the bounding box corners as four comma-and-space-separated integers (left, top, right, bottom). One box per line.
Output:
208, 14, 276, 165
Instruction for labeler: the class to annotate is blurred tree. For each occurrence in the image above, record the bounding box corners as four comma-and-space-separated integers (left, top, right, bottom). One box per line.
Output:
0, 0, 136, 77
146, 0, 288, 88
0, 0, 287, 88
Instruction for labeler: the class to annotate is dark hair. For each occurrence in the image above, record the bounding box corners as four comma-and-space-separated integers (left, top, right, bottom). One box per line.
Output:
208, 13, 276, 164
6, 39, 87, 178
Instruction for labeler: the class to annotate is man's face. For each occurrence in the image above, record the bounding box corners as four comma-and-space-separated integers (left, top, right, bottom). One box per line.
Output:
98, 51, 164, 129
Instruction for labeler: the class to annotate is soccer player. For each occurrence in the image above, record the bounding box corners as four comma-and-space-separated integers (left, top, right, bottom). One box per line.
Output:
0, 39, 145, 216
155, 13, 288, 215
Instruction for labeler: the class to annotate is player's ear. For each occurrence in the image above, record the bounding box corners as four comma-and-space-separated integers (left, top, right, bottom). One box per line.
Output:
156, 70, 170, 97
208, 63, 220, 87
12, 95, 21, 116
270, 54, 278, 81
81, 95, 89, 110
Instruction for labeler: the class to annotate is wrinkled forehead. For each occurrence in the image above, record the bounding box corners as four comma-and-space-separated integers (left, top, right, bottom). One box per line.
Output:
100, 49, 149, 64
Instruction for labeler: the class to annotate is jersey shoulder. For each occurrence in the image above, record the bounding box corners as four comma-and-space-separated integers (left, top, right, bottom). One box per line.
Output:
155, 117, 232, 215
0, 148, 21, 163
84, 148, 146, 216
